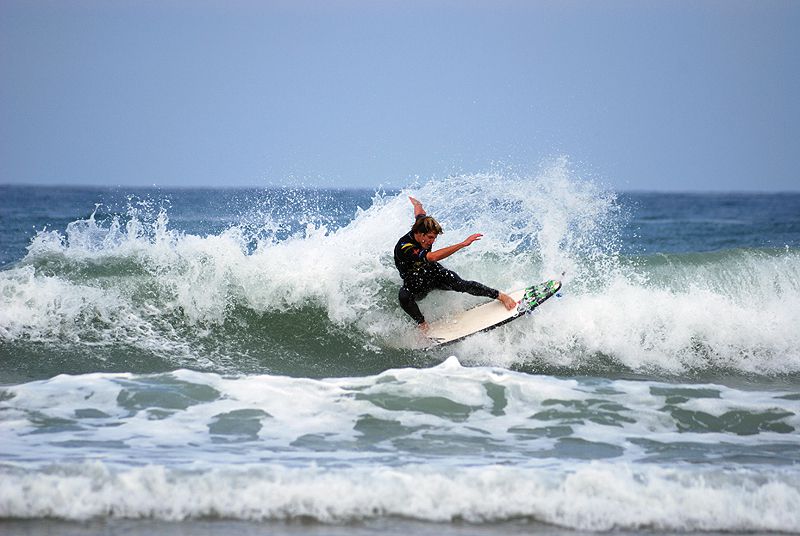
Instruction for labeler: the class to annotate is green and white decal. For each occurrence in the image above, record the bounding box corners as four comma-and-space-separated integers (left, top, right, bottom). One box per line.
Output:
517, 279, 562, 314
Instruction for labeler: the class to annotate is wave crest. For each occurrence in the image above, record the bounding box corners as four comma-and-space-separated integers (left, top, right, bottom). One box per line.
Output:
2, 164, 799, 376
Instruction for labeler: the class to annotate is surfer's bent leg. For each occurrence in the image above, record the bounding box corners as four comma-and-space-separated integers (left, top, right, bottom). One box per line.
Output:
398, 286, 426, 324
434, 267, 499, 299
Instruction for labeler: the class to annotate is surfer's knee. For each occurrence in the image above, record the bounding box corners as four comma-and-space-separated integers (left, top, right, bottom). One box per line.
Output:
435, 268, 464, 290
398, 286, 413, 305
398, 286, 416, 310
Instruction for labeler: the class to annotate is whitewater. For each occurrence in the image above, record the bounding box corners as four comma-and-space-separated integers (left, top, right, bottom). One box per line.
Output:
1, 163, 799, 535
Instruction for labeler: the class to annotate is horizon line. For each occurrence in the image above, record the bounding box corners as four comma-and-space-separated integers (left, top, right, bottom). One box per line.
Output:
2, 181, 799, 195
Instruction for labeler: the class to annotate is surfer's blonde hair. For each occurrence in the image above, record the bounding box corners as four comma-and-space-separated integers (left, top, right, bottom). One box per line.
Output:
411, 216, 443, 235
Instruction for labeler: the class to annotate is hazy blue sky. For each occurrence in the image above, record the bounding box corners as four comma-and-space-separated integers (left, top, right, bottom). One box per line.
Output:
1, 0, 798, 191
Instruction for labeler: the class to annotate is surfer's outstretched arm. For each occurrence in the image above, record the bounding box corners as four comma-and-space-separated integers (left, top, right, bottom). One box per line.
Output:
409, 196, 426, 218
427, 233, 482, 262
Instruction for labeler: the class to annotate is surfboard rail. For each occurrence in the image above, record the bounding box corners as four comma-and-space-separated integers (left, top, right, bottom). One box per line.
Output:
425, 279, 562, 347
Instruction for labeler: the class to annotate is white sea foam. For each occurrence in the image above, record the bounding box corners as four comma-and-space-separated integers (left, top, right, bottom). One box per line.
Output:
1, 460, 798, 532
2, 161, 799, 373
2, 360, 797, 469
462, 252, 800, 374
1, 359, 798, 529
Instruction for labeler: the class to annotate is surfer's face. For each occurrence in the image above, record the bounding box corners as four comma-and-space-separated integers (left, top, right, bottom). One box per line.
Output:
415, 231, 438, 249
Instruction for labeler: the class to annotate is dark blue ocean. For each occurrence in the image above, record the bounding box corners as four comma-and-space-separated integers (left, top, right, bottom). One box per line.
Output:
1, 168, 799, 535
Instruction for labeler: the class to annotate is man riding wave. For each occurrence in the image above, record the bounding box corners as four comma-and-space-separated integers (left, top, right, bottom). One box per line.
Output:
394, 196, 516, 332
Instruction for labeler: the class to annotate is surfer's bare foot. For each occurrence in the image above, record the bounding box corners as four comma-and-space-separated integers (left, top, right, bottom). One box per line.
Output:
498, 292, 516, 310
419, 321, 430, 334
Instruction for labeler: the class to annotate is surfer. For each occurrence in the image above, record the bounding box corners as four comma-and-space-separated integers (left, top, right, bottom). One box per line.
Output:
394, 196, 516, 332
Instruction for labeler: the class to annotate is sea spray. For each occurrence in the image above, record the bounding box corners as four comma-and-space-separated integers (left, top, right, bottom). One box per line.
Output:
2, 167, 799, 376
2, 182, 800, 535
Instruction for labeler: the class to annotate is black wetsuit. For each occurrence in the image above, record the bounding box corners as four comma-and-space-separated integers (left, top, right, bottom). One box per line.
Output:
393, 222, 499, 324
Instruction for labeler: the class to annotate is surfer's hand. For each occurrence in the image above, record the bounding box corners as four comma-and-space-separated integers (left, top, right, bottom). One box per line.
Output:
409, 196, 426, 217
498, 292, 516, 310
462, 234, 483, 246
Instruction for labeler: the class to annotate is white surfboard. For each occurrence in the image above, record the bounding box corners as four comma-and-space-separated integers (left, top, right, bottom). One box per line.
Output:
425, 279, 561, 347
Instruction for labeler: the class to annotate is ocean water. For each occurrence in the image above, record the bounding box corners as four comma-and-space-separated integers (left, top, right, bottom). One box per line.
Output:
1, 165, 800, 535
